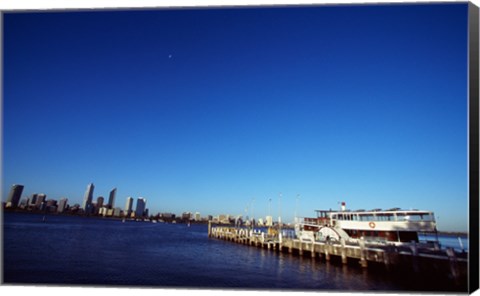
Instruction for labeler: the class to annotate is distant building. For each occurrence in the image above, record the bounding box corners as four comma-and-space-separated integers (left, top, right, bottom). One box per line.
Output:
82, 183, 94, 213
29, 194, 38, 207
135, 198, 146, 218
125, 197, 133, 217
160, 213, 176, 220
39, 201, 47, 211
70, 204, 81, 213
257, 218, 264, 226
58, 198, 68, 213
35, 194, 47, 209
99, 207, 109, 217
6, 184, 24, 208
46, 199, 58, 212
19, 198, 28, 209
108, 188, 116, 209
113, 207, 122, 217
265, 215, 273, 227
195, 212, 201, 221
97, 196, 104, 208
219, 214, 227, 223
182, 212, 192, 221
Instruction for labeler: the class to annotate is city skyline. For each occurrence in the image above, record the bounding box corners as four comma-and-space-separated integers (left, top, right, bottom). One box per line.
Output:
3, 182, 214, 219
2, 4, 470, 231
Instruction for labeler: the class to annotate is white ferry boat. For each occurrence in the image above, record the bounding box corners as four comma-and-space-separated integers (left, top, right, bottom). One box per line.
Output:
296, 202, 439, 246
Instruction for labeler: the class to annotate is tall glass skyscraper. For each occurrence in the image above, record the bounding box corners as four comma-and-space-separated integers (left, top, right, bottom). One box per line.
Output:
57, 198, 68, 213
82, 183, 94, 212
125, 196, 133, 217
135, 197, 146, 218
6, 184, 24, 208
108, 188, 116, 209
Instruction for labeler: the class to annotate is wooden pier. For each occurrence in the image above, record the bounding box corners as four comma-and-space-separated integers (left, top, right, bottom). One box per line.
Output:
208, 223, 468, 288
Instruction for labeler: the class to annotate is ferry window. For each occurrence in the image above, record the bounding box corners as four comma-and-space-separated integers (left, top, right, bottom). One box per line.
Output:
408, 214, 423, 221
396, 213, 407, 221
408, 213, 433, 221
424, 214, 433, 221
359, 214, 370, 221
377, 214, 392, 221
360, 214, 374, 221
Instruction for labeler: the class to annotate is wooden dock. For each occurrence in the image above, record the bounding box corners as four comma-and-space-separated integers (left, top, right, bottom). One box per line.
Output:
208, 223, 468, 288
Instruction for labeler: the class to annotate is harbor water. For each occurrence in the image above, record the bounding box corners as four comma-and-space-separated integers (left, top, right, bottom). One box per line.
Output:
2, 212, 468, 292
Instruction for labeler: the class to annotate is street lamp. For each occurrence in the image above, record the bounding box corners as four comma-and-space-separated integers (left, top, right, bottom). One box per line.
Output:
250, 198, 255, 227
251, 197, 255, 226
295, 194, 300, 223
268, 198, 272, 216
278, 192, 282, 230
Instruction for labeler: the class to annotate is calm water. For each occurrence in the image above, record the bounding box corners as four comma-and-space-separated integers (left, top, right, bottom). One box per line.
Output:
2, 212, 466, 292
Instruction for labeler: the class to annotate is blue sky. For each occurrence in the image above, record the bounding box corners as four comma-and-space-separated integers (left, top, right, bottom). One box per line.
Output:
2, 3, 469, 231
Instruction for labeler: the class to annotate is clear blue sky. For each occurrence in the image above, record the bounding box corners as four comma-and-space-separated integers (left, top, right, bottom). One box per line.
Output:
3, 3, 469, 231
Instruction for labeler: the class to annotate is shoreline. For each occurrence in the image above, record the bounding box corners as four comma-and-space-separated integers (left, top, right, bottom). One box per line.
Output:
2, 209, 468, 236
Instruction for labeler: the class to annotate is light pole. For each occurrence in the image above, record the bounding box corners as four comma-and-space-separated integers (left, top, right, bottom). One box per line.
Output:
268, 198, 271, 216
278, 192, 282, 230
295, 194, 300, 223
251, 197, 255, 225
268, 198, 272, 227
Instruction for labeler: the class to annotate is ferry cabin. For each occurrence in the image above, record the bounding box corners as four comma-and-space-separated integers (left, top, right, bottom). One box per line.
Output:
311, 209, 437, 243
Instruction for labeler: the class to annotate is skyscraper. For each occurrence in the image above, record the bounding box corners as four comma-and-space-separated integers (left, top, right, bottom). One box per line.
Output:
82, 183, 94, 212
58, 198, 68, 213
29, 193, 38, 207
6, 184, 24, 208
135, 197, 146, 218
35, 193, 47, 209
125, 196, 133, 217
108, 188, 116, 209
